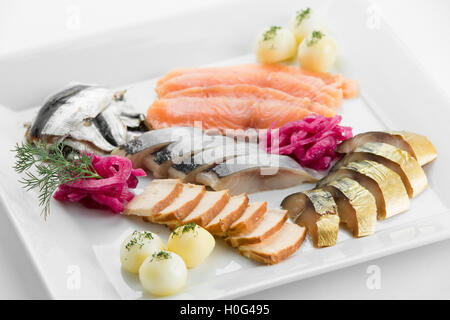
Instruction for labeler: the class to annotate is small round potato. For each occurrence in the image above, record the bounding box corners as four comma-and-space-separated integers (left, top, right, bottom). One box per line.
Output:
289, 8, 328, 44
168, 223, 215, 268
298, 31, 337, 72
139, 250, 187, 296
255, 26, 297, 63
120, 230, 165, 274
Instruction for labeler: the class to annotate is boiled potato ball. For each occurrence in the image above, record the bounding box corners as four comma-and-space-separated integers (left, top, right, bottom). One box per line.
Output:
168, 223, 215, 268
120, 230, 165, 274
288, 8, 328, 44
298, 31, 337, 72
139, 250, 187, 296
255, 26, 297, 63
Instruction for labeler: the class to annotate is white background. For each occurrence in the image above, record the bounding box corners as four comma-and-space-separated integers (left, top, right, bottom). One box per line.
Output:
0, 0, 449, 299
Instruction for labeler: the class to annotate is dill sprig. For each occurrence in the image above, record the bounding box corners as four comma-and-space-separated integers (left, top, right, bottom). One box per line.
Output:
13, 140, 102, 219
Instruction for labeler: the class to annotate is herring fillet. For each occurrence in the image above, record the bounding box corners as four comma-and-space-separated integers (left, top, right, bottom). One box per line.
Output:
196, 153, 316, 195
168, 142, 259, 182
145, 133, 235, 178
112, 127, 198, 169
28, 84, 148, 152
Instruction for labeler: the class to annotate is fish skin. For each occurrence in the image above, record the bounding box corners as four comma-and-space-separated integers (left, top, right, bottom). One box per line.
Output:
29, 84, 91, 138
195, 153, 316, 195
168, 142, 259, 182
30, 86, 112, 139
29, 84, 149, 153
116, 127, 198, 156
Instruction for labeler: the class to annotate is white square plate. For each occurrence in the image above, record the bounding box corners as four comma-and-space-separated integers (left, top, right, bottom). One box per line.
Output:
0, 0, 449, 299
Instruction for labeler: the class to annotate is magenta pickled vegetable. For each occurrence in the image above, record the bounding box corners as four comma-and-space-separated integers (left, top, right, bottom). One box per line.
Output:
53, 154, 146, 213
262, 114, 353, 170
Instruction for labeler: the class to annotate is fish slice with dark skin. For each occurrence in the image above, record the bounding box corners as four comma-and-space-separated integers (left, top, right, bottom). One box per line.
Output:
281, 188, 339, 248
168, 142, 257, 183
112, 127, 197, 169
145, 133, 234, 178
28, 85, 149, 154
195, 153, 316, 195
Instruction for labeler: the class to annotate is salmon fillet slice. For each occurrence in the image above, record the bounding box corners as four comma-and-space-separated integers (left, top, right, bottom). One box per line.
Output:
249, 64, 358, 99
157, 64, 358, 98
156, 68, 343, 109
156, 63, 358, 104
147, 97, 332, 131
164, 85, 334, 116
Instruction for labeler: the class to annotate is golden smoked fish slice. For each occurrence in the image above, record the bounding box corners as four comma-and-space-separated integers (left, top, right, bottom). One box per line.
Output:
332, 142, 428, 198
324, 178, 377, 237
318, 160, 410, 220
337, 131, 437, 166
281, 188, 339, 248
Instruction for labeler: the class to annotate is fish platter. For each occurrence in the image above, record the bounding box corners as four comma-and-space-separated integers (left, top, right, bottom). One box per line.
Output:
0, 0, 449, 299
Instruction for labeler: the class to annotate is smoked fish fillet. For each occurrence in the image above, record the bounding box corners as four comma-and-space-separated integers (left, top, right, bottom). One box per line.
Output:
164, 85, 335, 116
147, 97, 332, 131
148, 63, 359, 131
156, 67, 343, 109
156, 63, 358, 103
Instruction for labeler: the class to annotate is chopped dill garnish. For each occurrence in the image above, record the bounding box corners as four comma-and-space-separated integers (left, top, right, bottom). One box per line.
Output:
295, 8, 311, 25
125, 230, 154, 251
263, 26, 281, 41
151, 250, 171, 261
171, 223, 198, 238
307, 30, 324, 46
